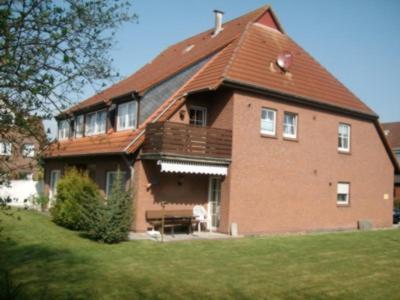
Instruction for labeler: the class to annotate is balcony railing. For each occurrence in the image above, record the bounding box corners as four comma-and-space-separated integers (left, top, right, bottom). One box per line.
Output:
142, 122, 232, 161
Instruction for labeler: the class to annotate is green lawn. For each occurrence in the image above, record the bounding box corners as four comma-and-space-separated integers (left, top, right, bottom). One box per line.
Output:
1, 210, 400, 300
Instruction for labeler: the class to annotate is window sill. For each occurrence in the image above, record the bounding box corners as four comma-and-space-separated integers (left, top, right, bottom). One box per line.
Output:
336, 203, 350, 207
260, 133, 277, 139
283, 136, 298, 142
117, 127, 136, 132
338, 150, 351, 155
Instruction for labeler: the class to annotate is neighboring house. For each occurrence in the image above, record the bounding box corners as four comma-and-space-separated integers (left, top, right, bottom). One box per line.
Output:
43, 6, 399, 235
0, 120, 45, 206
382, 122, 400, 199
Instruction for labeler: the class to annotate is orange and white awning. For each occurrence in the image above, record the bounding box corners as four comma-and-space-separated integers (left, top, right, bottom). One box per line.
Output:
157, 160, 228, 176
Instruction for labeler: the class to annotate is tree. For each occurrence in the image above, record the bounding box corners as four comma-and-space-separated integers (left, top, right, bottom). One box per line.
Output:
84, 170, 133, 243
0, 0, 138, 178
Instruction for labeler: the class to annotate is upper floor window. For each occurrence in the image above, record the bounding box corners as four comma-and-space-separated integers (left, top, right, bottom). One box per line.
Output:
86, 110, 106, 136
260, 108, 276, 136
58, 119, 70, 140
75, 115, 84, 138
22, 144, 35, 157
189, 106, 207, 127
338, 123, 350, 152
337, 182, 350, 205
283, 112, 298, 139
117, 101, 137, 131
0, 141, 12, 156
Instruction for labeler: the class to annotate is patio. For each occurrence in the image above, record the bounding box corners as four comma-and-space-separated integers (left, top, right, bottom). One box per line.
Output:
129, 231, 236, 242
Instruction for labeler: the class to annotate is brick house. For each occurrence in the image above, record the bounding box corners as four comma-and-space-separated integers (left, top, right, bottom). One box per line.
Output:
382, 122, 400, 200
44, 6, 399, 234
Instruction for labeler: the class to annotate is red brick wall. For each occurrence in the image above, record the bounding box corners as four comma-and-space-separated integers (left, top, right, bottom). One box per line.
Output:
133, 159, 209, 232
227, 90, 394, 234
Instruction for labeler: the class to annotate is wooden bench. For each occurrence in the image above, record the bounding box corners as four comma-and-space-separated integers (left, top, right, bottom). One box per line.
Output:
146, 209, 197, 235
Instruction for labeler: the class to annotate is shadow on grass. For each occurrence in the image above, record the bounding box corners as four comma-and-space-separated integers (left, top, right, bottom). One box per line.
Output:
0, 239, 96, 300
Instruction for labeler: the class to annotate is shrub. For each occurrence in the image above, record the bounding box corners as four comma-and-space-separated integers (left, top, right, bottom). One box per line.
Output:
84, 170, 133, 243
32, 194, 49, 212
50, 168, 102, 231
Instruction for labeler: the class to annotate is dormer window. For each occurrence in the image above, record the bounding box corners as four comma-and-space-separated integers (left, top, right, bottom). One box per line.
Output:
86, 109, 106, 136
58, 119, 70, 140
0, 141, 11, 156
117, 101, 137, 131
75, 115, 84, 138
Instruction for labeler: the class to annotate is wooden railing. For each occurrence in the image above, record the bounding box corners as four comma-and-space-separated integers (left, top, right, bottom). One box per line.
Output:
142, 122, 232, 160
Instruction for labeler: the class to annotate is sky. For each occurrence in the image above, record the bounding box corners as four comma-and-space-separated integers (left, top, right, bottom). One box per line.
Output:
46, 0, 400, 135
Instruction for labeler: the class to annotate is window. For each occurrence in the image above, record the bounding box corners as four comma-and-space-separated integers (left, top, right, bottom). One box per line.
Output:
22, 144, 35, 157
75, 115, 84, 138
338, 123, 350, 152
106, 171, 126, 197
337, 182, 350, 205
117, 101, 137, 131
189, 106, 207, 127
283, 112, 298, 138
260, 108, 276, 136
58, 119, 70, 140
50, 170, 61, 199
394, 150, 400, 162
0, 141, 12, 156
85, 110, 106, 136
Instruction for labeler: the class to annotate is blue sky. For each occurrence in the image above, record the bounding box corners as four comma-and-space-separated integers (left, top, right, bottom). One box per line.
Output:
47, 0, 400, 135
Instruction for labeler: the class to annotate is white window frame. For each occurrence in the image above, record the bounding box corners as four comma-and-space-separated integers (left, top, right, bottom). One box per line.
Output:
337, 182, 350, 205
283, 112, 298, 139
106, 171, 126, 197
338, 123, 351, 152
117, 101, 137, 131
75, 115, 84, 138
58, 119, 70, 140
0, 141, 12, 156
85, 109, 106, 136
22, 143, 35, 157
394, 149, 400, 162
189, 106, 207, 127
50, 170, 61, 200
260, 108, 277, 136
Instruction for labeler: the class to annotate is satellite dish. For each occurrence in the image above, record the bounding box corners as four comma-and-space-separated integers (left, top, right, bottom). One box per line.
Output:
276, 51, 293, 71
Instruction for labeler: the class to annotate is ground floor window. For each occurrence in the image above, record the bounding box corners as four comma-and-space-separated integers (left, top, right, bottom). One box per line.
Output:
337, 182, 350, 205
50, 170, 61, 199
106, 171, 126, 197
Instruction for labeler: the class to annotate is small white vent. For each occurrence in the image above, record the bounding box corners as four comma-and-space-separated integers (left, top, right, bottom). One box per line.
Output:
183, 44, 194, 54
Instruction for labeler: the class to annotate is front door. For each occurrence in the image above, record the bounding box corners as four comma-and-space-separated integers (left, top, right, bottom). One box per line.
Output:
208, 177, 221, 231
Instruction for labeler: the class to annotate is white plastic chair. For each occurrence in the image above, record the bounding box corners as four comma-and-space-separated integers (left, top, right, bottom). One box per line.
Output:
193, 205, 208, 233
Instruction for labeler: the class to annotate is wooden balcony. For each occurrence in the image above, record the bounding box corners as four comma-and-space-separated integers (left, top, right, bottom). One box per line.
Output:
141, 122, 232, 162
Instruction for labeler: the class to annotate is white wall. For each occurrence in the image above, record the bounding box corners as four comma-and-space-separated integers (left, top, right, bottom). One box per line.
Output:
0, 180, 44, 208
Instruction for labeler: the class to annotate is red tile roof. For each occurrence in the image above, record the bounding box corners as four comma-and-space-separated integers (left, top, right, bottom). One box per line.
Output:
382, 122, 400, 149
47, 5, 389, 164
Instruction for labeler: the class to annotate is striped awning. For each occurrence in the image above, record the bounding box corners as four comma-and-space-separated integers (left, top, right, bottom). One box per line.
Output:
157, 160, 228, 176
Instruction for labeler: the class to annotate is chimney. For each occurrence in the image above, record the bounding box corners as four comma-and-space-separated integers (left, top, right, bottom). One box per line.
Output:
212, 10, 224, 37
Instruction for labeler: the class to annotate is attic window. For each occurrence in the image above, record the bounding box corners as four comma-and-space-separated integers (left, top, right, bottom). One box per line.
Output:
183, 44, 194, 54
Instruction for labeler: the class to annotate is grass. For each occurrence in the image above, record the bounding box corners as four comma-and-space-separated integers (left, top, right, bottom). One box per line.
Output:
1, 210, 400, 300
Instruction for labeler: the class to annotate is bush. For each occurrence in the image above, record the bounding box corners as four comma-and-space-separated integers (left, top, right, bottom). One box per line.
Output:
84, 170, 133, 244
50, 168, 102, 231
33, 194, 49, 212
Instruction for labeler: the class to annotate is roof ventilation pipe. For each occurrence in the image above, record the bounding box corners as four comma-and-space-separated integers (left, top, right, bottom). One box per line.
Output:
212, 10, 224, 37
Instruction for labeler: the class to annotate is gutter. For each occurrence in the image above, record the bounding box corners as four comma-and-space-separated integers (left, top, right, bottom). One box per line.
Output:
222, 78, 378, 121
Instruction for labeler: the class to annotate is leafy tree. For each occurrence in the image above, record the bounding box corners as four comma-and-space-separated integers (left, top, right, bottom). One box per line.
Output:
0, 0, 138, 178
50, 167, 102, 230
